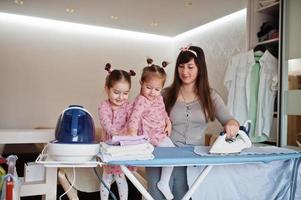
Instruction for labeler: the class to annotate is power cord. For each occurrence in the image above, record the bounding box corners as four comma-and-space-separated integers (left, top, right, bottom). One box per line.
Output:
59, 167, 77, 200
93, 167, 118, 200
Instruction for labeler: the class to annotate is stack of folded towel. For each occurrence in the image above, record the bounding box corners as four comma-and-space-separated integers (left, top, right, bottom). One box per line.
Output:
108, 135, 149, 146
98, 136, 154, 162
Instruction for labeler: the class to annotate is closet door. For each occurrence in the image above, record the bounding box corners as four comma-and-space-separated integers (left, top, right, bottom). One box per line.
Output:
280, 0, 301, 148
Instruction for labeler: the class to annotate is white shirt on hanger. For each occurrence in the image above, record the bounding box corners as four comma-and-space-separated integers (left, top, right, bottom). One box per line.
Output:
224, 49, 277, 137
256, 50, 278, 137
224, 50, 252, 125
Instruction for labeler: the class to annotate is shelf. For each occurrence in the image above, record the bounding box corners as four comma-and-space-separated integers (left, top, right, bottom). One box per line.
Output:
256, 38, 279, 45
256, 1, 279, 15
36, 153, 102, 167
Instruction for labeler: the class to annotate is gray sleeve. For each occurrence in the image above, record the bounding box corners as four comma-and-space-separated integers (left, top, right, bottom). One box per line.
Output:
211, 89, 234, 125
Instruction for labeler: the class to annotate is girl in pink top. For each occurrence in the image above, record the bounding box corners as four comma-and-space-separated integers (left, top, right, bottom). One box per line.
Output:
128, 58, 175, 200
98, 63, 135, 200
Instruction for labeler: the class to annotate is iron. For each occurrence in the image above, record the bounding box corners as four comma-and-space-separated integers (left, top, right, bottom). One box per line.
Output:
209, 120, 252, 154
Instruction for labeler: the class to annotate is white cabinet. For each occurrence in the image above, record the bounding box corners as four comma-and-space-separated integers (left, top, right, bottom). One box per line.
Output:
247, 0, 282, 144
247, 0, 281, 50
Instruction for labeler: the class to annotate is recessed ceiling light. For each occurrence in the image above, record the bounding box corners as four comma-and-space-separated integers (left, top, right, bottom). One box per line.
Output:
184, 0, 192, 6
66, 8, 75, 13
0, 12, 172, 41
14, 0, 24, 5
150, 22, 158, 27
110, 16, 119, 20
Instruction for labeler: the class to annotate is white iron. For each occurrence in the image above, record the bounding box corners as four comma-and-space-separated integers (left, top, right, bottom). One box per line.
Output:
209, 120, 252, 154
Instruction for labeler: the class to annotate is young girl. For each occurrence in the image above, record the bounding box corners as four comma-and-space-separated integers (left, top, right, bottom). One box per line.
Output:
98, 63, 136, 200
127, 58, 175, 200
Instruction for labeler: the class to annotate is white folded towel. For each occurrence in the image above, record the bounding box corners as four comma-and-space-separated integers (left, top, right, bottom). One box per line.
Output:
100, 146, 153, 157
111, 135, 148, 143
98, 149, 154, 162
100, 142, 154, 154
98, 142, 155, 162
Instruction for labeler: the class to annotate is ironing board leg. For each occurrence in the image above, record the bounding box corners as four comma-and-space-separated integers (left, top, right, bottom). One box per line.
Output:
44, 167, 58, 200
182, 165, 213, 200
120, 165, 154, 200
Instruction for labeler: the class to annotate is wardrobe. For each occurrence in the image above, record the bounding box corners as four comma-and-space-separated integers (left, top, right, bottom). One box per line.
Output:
247, 0, 283, 145
246, 0, 301, 147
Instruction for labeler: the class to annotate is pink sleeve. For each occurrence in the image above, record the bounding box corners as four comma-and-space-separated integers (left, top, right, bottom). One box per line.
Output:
128, 96, 146, 130
126, 102, 134, 120
98, 102, 116, 136
158, 95, 169, 119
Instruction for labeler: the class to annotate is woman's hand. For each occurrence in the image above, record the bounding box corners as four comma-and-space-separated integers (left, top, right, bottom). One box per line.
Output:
224, 119, 240, 138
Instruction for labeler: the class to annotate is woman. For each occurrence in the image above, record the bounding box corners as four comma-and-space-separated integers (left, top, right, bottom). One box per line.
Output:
146, 45, 240, 199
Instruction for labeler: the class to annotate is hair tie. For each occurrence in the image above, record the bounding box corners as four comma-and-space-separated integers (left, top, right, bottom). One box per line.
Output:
146, 58, 153, 67
129, 70, 136, 76
180, 44, 197, 57
162, 61, 170, 68
105, 63, 112, 74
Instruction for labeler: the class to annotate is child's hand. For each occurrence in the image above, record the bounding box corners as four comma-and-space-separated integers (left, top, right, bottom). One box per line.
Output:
111, 131, 119, 136
164, 123, 172, 136
127, 128, 137, 136
164, 118, 172, 136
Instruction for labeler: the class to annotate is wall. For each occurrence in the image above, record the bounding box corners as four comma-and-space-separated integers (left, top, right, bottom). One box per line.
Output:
0, 10, 246, 130
0, 15, 173, 128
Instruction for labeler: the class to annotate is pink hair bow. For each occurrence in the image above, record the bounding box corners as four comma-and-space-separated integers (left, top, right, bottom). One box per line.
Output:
180, 43, 197, 57
180, 43, 192, 52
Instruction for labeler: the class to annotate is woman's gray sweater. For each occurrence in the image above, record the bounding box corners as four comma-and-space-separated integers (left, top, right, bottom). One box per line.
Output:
169, 89, 233, 146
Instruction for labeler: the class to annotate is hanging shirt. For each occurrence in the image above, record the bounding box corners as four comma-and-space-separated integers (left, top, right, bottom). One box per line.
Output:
224, 49, 278, 137
249, 51, 268, 142
256, 50, 278, 137
224, 51, 252, 125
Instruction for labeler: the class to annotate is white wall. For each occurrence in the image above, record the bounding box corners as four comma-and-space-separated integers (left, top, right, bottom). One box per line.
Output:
0, 10, 246, 130
0, 16, 173, 128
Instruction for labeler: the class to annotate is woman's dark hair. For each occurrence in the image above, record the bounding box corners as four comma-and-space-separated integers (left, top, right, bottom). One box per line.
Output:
163, 46, 215, 122
140, 58, 168, 86
104, 63, 136, 88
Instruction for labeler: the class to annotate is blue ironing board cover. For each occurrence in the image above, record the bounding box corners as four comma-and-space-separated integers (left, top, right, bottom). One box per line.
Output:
107, 147, 301, 167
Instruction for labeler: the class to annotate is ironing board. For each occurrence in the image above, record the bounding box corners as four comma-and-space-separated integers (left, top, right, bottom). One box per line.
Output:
107, 147, 301, 200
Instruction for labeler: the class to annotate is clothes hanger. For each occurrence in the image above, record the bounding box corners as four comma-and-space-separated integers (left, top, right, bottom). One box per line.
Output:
253, 44, 266, 53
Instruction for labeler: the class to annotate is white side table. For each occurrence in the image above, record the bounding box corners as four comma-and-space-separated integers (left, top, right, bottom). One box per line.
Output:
0, 129, 55, 199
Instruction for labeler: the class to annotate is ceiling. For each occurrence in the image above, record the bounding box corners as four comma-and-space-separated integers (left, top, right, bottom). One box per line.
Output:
0, 0, 246, 36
